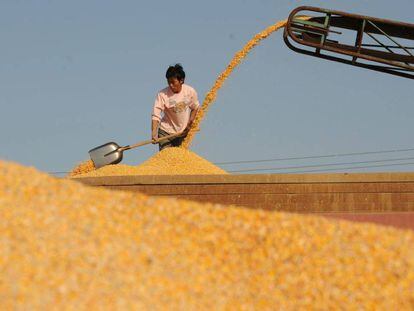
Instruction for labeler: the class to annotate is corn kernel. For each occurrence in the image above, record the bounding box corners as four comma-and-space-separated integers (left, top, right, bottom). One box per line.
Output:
1, 159, 413, 309
70, 147, 226, 177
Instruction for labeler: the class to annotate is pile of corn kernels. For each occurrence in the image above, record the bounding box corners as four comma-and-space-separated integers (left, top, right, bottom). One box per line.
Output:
1, 159, 413, 309
68, 159, 96, 177
70, 147, 226, 177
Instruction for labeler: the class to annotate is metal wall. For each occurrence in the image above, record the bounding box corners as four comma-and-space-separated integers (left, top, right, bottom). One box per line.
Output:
76, 172, 414, 230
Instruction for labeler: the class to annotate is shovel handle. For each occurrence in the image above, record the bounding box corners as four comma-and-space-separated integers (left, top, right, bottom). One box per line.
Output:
119, 132, 185, 152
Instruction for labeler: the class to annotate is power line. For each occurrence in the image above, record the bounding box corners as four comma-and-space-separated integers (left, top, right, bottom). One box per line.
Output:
52, 161, 414, 176
263, 162, 414, 174
228, 156, 414, 173
216, 147, 414, 165
49, 147, 414, 175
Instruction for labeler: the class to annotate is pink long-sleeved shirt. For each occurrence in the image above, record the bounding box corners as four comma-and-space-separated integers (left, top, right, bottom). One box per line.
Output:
152, 84, 200, 134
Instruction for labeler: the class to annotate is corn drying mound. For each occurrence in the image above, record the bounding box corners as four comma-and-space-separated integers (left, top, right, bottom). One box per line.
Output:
1, 159, 414, 309
68, 159, 95, 177
72, 147, 227, 177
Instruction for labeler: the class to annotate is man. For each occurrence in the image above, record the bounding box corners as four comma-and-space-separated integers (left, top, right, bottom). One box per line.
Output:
151, 64, 200, 150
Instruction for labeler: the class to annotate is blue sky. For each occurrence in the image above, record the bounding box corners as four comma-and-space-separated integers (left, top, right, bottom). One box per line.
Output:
1, 0, 413, 175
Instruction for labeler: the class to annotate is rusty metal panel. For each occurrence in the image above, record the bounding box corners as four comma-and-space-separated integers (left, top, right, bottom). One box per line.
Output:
77, 172, 414, 211
77, 172, 414, 186
75, 172, 414, 229
130, 192, 414, 212
105, 182, 414, 195
320, 212, 414, 231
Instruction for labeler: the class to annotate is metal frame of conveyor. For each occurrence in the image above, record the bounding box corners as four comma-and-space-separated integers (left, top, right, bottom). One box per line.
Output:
284, 6, 414, 79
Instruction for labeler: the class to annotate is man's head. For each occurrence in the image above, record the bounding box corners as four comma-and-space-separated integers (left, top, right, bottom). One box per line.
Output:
166, 64, 185, 93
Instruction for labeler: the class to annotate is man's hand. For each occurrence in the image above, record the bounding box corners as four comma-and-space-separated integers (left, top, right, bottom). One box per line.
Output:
151, 120, 160, 144
183, 107, 199, 136
183, 122, 193, 135
151, 133, 158, 144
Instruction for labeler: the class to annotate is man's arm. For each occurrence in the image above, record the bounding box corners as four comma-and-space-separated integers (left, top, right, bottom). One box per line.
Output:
151, 119, 159, 142
185, 87, 200, 132
152, 92, 164, 142
185, 106, 199, 133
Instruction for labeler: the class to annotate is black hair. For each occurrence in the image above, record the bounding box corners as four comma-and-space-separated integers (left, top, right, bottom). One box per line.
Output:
166, 63, 185, 81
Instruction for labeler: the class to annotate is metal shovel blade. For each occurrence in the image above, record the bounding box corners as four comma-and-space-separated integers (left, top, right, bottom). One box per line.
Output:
88, 142, 124, 169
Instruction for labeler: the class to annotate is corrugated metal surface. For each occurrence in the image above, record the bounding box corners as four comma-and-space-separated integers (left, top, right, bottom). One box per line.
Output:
76, 172, 414, 230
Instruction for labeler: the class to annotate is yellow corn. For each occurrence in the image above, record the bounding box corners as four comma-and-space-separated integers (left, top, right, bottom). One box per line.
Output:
182, 18, 311, 148
71, 147, 227, 177
0, 159, 413, 309
181, 20, 288, 148
68, 159, 96, 177
27, 17, 413, 309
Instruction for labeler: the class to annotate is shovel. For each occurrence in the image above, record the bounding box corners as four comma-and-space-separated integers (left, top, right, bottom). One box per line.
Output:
88, 132, 184, 168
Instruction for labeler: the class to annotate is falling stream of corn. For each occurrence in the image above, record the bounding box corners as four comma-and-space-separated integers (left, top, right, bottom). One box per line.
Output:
182, 19, 291, 148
